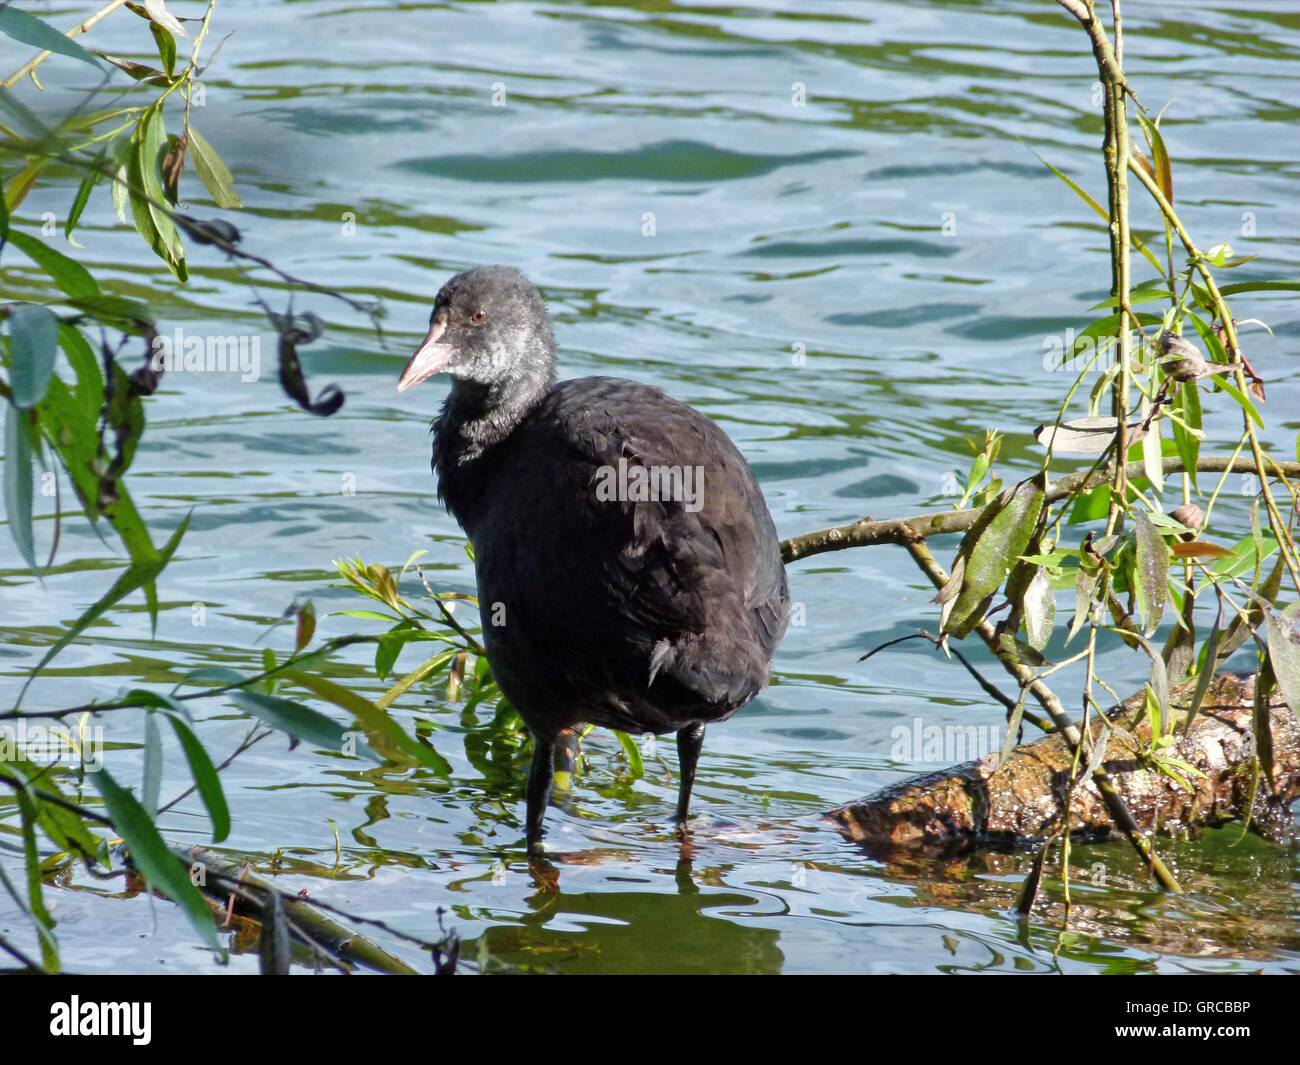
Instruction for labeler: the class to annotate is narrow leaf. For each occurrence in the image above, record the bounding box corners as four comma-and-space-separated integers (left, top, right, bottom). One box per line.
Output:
142, 712, 163, 818
1132, 510, 1170, 637
283, 670, 448, 775
7, 302, 59, 407
187, 127, 242, 209
6, 230, 99, 302
3, 403, 38, 572
0, 7, 103, 69
92, 768, 222, 952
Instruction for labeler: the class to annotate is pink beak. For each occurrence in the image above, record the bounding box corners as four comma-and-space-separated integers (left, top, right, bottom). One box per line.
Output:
397, 315, 456, 392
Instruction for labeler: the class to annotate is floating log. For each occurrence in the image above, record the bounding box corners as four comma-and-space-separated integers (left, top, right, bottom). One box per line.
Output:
827, 671, 1299, 849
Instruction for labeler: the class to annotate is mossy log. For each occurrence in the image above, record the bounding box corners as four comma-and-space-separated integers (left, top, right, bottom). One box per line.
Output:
828, 672, 1299, 849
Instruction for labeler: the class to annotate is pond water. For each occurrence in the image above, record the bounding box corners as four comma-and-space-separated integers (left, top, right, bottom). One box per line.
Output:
2, 0, 1298, 974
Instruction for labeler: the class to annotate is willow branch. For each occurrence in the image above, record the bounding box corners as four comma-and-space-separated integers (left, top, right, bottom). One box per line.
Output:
1, 0, 130, 90
902, 535, 1182, 892
781, 455, 1300, 564
1126, 156, 1300, 593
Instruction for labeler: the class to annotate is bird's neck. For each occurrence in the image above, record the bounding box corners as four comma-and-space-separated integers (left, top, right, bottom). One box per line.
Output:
433, 371, 553, 503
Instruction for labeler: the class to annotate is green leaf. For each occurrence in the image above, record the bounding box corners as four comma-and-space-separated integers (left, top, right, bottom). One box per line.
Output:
5, 229, 99, 302
14, 787, 59, 969
1184, 614, 1221, 733
1067, 484, 1111, 525
1022, 568, 1055, 652
6, 758, 105, 864
182, 666, 249, 688
334, 609, 401, 622
111, 137, 131, 224
1089, 279, 1174, 310
164, 712, 230, 843
64, 154, 106, 247
1068, 563, 1097, 644
229, 689, 360, 755
1216, 280, 1300, 297
0, 7, 103, 70
1132, 510, 1170, 637
90, 767, 222, 953
7, 302, 59, 408
285, 669, 450, 775
375, 627, 445, 679
612, 730, 644, 777
940, 473, 1047, 639
1170, 380, 1201, 492
57, 322, 102, 417
375, 648, 458, 711
1210, 376, 1264, 427
4, 403, 38, 572
187, 127, 242, 209
135, 108, 186, 277
66, 293, 153, 333
150, 21, 177, 77
34, 375, 156, 564
121, 689, 231, 842
1264, 604, 1300, 735
1141, 414, 1163, 495
1209, 531, 1278, 579
142, 712, 163, 819
1134, 111, 1173, 203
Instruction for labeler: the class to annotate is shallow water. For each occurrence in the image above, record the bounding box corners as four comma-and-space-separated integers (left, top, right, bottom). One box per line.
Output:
2, 0, 1298, 974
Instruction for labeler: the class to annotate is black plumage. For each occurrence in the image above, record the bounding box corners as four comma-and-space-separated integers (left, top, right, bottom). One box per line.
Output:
398, 266, 789, 853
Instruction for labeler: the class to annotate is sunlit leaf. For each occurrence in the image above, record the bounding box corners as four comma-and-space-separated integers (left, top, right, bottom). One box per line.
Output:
187, 127, 242, 209
283, 670, 447, 773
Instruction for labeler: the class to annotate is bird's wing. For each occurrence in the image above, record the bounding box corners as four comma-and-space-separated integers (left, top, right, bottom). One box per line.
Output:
506, 377, 788, 703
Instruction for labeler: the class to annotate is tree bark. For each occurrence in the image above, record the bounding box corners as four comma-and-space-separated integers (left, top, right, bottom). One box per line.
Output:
828, 672, 1299, 849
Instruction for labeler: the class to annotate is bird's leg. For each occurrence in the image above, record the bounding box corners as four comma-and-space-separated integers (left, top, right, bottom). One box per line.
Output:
675, 723, 706, 830
526, 732, 556, 855
550, 727, 578, 804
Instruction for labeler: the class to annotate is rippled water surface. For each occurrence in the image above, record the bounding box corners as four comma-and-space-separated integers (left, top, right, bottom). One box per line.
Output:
2, 0, 1299, 973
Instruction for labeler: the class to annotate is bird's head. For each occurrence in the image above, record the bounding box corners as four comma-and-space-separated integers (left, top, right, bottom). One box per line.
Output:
397, 266, 556, 396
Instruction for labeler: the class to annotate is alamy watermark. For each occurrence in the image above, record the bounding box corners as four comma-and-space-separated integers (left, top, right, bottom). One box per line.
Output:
151, 327, 261, 382
891, 717, 1004, 763
594, 457, 705, 513
0, 720, 104, 771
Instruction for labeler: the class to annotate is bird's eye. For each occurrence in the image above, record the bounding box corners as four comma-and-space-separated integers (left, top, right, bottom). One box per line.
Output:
471, 310, 487, 325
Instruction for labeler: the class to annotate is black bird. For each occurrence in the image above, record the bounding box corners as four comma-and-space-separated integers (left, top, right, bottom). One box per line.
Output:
398, 266, 789, 853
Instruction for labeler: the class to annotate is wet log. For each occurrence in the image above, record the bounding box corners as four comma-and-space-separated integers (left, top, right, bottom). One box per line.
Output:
827, 671, 1300, 849
162, 844, 422, 974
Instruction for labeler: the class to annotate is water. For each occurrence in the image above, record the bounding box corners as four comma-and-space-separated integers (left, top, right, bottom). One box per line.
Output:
2, 0, 1298, 974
